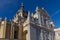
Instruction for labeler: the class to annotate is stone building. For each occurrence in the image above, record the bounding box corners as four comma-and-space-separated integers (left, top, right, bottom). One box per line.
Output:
0, 3, 55, 40
54, 28, 60, 40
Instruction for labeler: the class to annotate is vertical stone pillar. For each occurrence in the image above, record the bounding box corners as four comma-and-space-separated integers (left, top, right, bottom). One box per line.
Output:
49, 32, 51, 40
10, 22, 14, 40
39, 30, 41, 40
48, 20, 50, 28
41, 15, 44, 26
52, 33, 53, 40
38, 12, 42, 26
18, 22, 23, 40
44, 31, 46, 40
51, 33, 53, 40
36, 6, 42, 26
3, 21, 7, 38
41, 29, 43, 40
53, 33, 55, 40
28, 25, 31, 40
46, 20, 49, 28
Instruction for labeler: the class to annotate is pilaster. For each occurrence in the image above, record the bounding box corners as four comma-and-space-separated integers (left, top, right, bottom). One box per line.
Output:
41, 29, 43, 40
28, 24, 31, 40
41, 15, 44, 26
38, 12, 42, 26
10, 22, 14, 40
18, 22, 23, 40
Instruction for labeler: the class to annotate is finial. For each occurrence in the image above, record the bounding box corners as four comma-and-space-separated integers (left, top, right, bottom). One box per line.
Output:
36, 6, 40, 12
20, 2, 24, 11
31, 13, 33, 16
36, 6, 39, 10
50, 21, 53, 24
0, 17, 2, 21
50, 21, 54, 25
42, 7, 44, 10
50, 21, 55, 27
0, 18, 2, 20
21, 2, 24, 6
21, 2, 24, 8
5, 17, 7, 20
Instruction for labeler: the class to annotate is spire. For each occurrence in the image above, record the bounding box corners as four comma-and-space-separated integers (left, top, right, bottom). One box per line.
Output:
18, 3, 24, 12
20, 2, 24, 10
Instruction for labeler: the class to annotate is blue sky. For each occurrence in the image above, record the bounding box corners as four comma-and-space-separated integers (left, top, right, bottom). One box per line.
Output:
0, 0, 60, 28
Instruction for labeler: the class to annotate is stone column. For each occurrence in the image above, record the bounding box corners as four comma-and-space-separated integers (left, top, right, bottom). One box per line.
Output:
44, 31, 46, 40
48, 20, 50, 28
18, 22, 23, 40
51, 33, 52, 40
39, 30, 41, 40
41, 15, 44, 26
49, 32, 51, 40
51, 33, 53, 40
38, 12, 42, 26
28, 25, 31, 40
10, 22, 14, 40
46, 20, 49, 28
41, 29, 43, 40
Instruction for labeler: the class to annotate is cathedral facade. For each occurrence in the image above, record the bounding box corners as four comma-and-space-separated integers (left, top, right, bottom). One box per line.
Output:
0, 3, 55, 40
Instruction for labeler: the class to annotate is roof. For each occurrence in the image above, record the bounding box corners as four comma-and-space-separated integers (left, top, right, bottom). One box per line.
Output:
54, 28, 60, 31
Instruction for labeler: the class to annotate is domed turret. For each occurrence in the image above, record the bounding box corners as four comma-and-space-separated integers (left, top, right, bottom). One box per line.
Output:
13, 3, 28, 23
